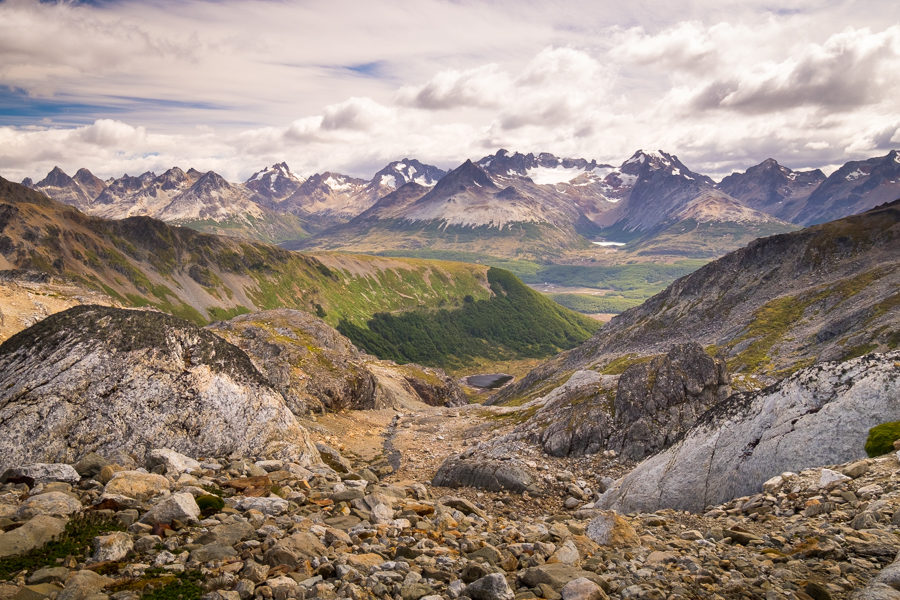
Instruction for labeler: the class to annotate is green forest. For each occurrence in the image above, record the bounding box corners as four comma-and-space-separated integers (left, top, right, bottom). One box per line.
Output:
338, 267, 600, 368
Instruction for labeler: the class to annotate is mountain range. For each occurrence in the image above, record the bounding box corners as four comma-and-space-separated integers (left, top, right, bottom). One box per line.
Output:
20, 149, 900, 261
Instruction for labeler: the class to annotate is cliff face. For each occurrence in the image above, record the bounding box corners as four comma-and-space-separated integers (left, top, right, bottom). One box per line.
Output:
0, 305, 320, 471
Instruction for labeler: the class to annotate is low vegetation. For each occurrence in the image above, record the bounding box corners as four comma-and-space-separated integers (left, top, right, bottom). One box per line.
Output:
865, 421, 900, 457
0, 513, 124, 579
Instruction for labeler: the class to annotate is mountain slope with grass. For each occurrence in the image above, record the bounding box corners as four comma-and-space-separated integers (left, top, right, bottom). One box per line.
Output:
337, 267, 600, 368
0, 177, 595, 368
492, 199, 900, 404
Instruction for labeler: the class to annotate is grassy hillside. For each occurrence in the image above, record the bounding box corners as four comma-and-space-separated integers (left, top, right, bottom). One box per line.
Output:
0, 177, 598, 369
337, 268, 600, 368
378, 249, 706, 314
0, 177, 495, 328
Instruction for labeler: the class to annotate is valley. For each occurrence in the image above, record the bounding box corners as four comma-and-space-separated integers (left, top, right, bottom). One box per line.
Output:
23, 149, 900, 321
4, 2, 900, 598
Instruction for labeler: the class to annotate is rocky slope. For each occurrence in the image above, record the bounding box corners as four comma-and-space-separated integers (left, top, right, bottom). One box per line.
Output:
208, 309, 466, 414
599, 351, 900, 513
0, 270, 116, 343
3, 397, 900, 599
0, 306, 320, 472
717, 158, 826, 222
795, 150, 900, 226
493, 199, 900, 405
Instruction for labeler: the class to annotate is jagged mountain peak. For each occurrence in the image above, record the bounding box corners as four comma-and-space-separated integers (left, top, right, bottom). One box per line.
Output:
372, 159, 445, 189
191, 170, 232, 191
20, 177, 34, 188
246, 162, 300, 183
37, 166, 74, 188
431, 159, 496, 193
476, 149, 607, 184
73, 167, 99, 182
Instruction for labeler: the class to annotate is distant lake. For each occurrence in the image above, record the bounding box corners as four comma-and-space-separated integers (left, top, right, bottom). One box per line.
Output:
466, 373, 513, 389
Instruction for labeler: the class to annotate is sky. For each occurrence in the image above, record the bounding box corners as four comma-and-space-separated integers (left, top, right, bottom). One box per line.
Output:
1, 0, 899, 183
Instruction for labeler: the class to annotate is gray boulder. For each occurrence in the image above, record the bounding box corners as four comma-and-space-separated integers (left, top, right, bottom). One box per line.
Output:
432, 456, 537, 494
464, 573, 514, 600
0, 306, 320, 472
599, 351, 900, 513
1, 463, 80, 485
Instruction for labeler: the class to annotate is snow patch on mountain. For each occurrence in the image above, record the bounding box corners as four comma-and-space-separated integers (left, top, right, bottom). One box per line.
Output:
526, 165, 589, 185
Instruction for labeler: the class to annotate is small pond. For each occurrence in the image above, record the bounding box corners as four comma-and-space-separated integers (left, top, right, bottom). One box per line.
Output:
465, 373, 514, 389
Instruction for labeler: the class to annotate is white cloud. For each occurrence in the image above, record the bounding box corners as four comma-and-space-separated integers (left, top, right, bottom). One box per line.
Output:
0, 0, 899, 183
397, 65, 509, 110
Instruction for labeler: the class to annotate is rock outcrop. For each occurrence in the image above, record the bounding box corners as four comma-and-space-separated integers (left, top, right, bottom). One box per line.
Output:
608, 343, 729, 460
209, 309, 466, 413
208, 309, 377, 413
0, 305, 319, 471
432, 456, 539, 494
479, 344, 729, 462
598, 351, 900, 513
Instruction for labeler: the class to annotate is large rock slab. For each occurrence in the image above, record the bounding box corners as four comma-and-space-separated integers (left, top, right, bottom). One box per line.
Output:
432, 456, 537, 494
599, 351, 900, 513
0, 306, 320, 472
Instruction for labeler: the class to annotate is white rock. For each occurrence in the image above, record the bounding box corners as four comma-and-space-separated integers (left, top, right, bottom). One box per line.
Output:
139, 493, 200, 525
858, 483, 884, 498
762, 475, 784, 493
91, 531, 133, 562
818, 468, 851, 489
147, 449, 201, 474
229, 496, 289, 516
561, 577, 607, 600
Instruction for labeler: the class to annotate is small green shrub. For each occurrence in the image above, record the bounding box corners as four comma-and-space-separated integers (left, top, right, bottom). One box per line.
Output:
0, 512, 125, 579
866, 421, 900, 457
195, 494, 225, 516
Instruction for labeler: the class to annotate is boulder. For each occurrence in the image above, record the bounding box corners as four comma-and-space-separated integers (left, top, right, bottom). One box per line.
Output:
0, 306, 320, 471
146, 449, 201, 474
0, 515, 67, 557
58, 570, 113, 600
464, 573, 514, 600
139, 493, 201, 525
73, 453, 108, 478
599, 351, 900, 513
316, 443, 351, 474
585, 512, 641, 547
91, 531, 133, 562
432, 457, 537, 494
1, 463, 80, 485
229, 496, 289, 516
561, 578, 608, 600
16, 492, 82, 519
103, 471, 171, 501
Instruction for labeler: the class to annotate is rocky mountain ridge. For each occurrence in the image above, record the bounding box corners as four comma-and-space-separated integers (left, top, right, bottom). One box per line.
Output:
21, 149, 899, 260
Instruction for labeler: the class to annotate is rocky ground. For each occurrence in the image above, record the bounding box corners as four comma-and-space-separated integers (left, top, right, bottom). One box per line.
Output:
3, 404, 900, 600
